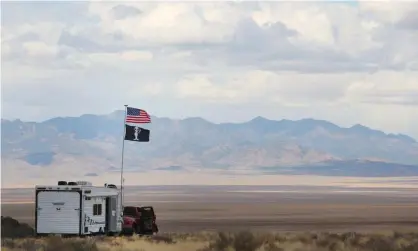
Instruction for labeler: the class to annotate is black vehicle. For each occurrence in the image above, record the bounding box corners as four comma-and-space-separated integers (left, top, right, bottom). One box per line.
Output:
122, 206, 159, 235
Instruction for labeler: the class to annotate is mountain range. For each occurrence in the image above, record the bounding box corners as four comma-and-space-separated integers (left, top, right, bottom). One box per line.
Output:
1, 111, 418, 178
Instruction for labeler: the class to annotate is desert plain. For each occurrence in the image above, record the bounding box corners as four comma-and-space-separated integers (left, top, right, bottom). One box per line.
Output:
2, 183, 418, 233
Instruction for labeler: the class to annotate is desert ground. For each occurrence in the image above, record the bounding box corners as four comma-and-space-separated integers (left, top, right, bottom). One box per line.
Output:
2, 185, 418, 233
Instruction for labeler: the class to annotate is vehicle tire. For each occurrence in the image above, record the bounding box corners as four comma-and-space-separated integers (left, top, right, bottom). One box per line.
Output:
133, 224, 140, 235
122, 227, 134, 236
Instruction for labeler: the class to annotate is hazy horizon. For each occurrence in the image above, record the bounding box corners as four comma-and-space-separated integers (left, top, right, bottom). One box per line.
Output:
3, 170, 418, 189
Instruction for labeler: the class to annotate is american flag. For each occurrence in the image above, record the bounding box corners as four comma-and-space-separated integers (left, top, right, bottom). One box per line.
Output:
125, 107, 151, 124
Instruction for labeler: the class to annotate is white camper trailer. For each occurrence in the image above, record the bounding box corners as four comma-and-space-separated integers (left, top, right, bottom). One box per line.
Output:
35, 181, 122, 236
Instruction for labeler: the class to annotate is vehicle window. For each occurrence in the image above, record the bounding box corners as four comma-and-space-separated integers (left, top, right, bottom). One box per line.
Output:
140, 207, 154, 218
123, 207, 137, 216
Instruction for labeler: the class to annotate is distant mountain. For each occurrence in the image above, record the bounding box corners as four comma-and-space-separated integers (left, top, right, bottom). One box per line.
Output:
1, 111, 418, 177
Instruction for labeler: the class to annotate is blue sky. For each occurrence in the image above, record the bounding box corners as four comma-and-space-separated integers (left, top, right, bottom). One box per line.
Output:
1, 1, 418, 138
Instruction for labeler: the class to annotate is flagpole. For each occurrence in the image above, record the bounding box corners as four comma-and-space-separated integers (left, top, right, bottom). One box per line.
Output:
120, 105, 128, 212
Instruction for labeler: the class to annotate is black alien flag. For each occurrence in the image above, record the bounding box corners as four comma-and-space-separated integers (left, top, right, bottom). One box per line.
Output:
124, 124, 150, 142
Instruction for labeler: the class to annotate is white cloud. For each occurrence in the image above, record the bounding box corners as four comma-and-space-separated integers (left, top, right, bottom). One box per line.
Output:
120, 50, 153, 61
176, 74, 241, 102
86, 2, 241, 45
23, 41, 58, 57
174, 70, 418, 108
358, 1, 418, 24
87, 50, 153, 65
1, 1, 417, 138
344, 71, 418, 105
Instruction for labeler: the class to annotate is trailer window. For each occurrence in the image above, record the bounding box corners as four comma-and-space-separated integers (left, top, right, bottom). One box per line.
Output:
93, 204, 102, 215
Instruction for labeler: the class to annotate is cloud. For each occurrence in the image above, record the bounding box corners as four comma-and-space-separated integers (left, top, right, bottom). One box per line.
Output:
344, 71, 418, 106
110, 4, 142, 20
1, 1, 417, 139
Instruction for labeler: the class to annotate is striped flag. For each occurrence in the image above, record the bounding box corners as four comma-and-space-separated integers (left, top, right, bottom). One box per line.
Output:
125, 107, 151, 124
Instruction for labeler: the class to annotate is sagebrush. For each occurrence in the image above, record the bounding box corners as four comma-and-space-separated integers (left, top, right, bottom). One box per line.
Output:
2, 231, 418, 251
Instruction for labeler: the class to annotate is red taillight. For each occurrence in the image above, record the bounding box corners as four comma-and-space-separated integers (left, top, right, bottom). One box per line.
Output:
124, 218, 133, 225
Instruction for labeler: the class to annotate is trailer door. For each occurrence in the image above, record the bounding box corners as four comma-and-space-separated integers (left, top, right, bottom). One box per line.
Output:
36, 191, 81, 234
106, 196, 118, 232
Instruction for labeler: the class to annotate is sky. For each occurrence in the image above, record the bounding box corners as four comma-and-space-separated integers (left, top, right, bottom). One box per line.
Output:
1, 1, 418, 138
